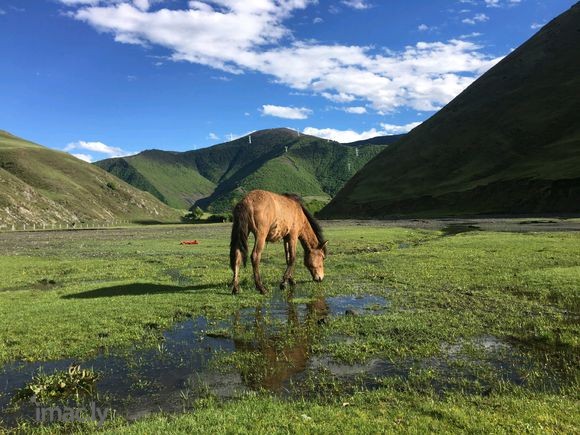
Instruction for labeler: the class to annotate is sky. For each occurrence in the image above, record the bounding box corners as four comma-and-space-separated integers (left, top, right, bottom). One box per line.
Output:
0, 0, 576, 162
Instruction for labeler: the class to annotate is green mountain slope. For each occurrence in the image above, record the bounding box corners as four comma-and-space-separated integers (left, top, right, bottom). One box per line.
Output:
0, 131, 181, 226
320, 4, 580, 218
95, 128, 391, 212
98, 151, 216, 209
342, 134, 405, 147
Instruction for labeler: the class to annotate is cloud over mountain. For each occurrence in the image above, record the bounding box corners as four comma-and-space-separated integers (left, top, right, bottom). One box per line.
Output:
261, 104, 312, 119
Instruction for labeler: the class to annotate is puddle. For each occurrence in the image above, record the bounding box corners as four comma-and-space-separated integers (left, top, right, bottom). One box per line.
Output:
518, 220, 558, 225
441, 223, 481, 236
0, 294, 568, 428
0, 294, 387, 426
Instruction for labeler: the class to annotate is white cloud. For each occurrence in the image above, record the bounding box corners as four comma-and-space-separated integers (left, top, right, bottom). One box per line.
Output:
380, 121, 421, 134
462, 13, 489, 25
485, 0, 521, 7
304, 127, 383, 142
530, 22, 544, 30
0, 8, 6, 15
304, 121, 422, 142
208, 132, 219, 140
261, 104, 312, 119
321, 92, 357, 103
72, 153, 94, 162
313, 17, 323, 24
341, 0, 371, 10
418, 24, 429, 31
459, 32, 482, 39
133, 0, 149, 11
341, 106, 367, 114
59, 1, 502, 113
65, 140, 125, 156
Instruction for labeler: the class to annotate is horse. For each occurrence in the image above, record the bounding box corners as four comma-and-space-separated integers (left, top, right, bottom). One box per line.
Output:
229, 190, 328, 294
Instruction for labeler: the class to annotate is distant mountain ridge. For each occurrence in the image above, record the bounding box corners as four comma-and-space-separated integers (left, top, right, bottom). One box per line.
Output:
320, 3, 580, 218
95, 128, 396, 212
0, 130, 180, 226
342, 134, 405, 147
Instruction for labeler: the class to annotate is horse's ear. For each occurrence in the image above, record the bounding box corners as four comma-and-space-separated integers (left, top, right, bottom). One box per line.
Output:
320, 241, 328, 250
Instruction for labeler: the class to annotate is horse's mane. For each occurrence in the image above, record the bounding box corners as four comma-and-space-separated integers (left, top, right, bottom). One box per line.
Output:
283, 193, 327, 253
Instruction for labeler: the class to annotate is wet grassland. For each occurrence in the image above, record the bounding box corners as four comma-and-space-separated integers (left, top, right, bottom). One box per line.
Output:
0, 221, 578, 433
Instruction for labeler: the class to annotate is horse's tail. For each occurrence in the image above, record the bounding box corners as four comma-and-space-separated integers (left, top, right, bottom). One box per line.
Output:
230, 202, 249, 269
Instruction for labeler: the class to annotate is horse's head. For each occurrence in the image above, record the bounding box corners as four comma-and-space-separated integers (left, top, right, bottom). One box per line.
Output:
305, 241, 328, 282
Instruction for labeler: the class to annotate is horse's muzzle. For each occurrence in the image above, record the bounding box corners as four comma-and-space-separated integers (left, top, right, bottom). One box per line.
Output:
314, 276, 324, 283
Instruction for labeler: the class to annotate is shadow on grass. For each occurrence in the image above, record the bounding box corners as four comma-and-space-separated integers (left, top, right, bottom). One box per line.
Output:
62, 282, 219, 299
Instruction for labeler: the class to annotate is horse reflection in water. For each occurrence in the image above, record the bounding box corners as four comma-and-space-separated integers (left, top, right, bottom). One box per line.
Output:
232, 295, 328, 391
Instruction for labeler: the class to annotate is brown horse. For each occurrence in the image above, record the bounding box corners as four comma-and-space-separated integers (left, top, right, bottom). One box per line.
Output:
230, 190, 327, 294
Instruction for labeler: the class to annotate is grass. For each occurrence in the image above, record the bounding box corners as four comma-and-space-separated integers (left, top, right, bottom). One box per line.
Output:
13, 365, 99, 405
0, 222, 578, 432
125, 154, 216, 209
0, 131, 182, 227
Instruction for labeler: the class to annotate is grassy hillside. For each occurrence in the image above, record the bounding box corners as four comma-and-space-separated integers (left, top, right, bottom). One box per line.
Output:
99, 151, 217, 209
321, 4, 580, 218
342, 134, 404, 147
95, 128, 390, 212
0, 131, 181, 226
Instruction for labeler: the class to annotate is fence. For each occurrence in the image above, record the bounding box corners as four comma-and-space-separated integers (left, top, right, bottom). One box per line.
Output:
0, 220, 131, 233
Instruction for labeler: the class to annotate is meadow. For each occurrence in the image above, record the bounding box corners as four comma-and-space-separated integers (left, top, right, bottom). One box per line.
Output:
0, 221, 578, 433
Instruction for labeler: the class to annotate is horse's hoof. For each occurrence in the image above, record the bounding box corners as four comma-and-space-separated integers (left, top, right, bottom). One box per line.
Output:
288, 277, 296, 286
257, 285, 268, 295
231, 285, 240, 295
280, 281, 288, 290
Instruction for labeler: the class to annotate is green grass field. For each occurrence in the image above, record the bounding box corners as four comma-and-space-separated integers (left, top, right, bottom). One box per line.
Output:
0, 222, 578, 433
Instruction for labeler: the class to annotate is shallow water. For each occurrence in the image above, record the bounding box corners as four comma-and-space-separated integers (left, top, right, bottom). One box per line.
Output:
441, 223, 481, 236
0, 291, 568, 427
0, 294, 388, 424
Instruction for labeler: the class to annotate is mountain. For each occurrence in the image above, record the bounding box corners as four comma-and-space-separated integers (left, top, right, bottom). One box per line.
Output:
95, 128, 394, 212
342, 134, 405, 147
0, 130, 181, 226
320, 4, 580, 218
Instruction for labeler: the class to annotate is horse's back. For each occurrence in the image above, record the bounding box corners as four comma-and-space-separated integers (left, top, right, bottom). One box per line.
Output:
238, 190, 303, 240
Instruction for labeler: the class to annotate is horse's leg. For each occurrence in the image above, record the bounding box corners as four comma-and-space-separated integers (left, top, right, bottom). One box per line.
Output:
251, 233, 268, 294
280, 237, 290, 289
231, 248, 242, 294
280, 235, 297, 289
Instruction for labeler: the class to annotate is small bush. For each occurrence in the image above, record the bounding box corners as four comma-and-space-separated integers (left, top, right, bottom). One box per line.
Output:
13, 365, 99, 404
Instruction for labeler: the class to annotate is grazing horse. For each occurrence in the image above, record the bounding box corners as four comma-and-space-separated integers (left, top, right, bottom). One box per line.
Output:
230, 190, 328, 294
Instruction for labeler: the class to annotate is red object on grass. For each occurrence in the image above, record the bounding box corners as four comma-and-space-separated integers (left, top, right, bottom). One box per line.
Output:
180, 240, 199, 245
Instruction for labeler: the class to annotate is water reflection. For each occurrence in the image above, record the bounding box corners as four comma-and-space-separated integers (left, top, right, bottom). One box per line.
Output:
232, 294, 328, 391
0, 293, 387, 426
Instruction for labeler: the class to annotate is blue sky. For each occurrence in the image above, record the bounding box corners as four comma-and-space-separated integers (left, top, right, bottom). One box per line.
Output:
0, 0, 575, 162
